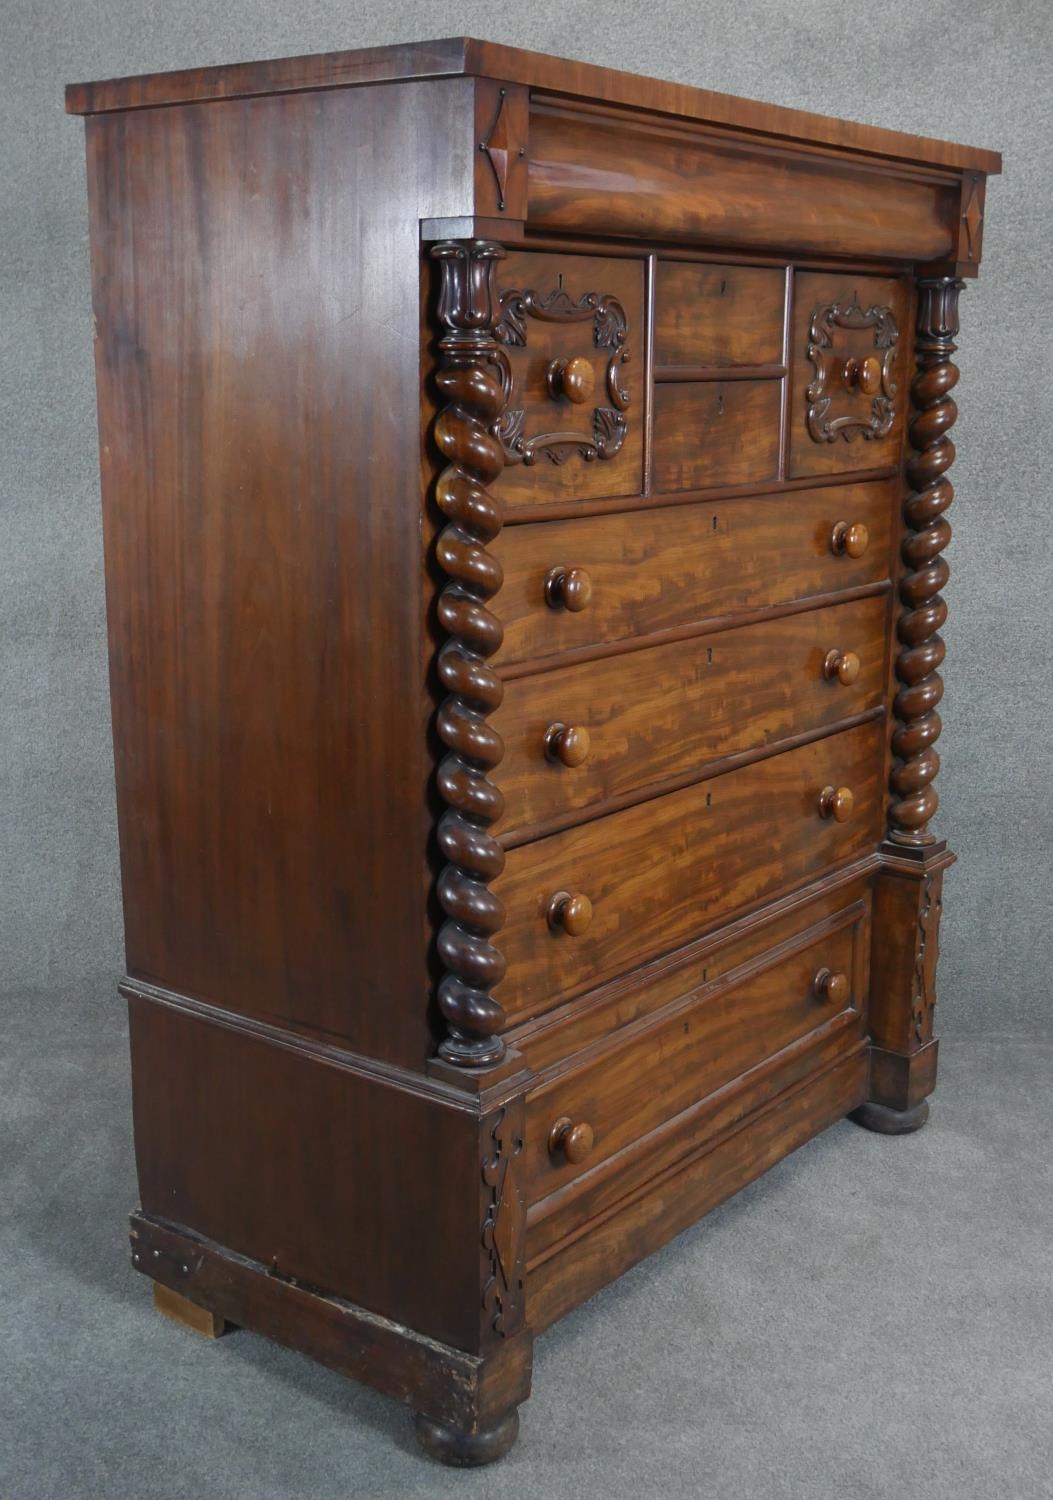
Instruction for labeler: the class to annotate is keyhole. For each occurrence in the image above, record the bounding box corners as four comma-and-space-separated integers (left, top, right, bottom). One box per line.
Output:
716, 392, 725, 416
706, 647, 713, 664
719, 277, 727, 295
557, 273, 564, 291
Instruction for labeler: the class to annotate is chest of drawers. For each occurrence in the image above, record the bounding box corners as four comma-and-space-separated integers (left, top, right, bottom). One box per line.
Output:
67, 38, 999, 1465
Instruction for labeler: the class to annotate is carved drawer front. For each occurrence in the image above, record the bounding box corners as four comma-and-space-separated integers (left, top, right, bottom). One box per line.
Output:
494, 478, 895, 668
653, 380, 782, 492
789, 272, 911, 478
490, 250, 645, 508
653, 261, 786, 371
523, 897, 868, 1206
495, 717, 885, 1027
495, 592, 888, 839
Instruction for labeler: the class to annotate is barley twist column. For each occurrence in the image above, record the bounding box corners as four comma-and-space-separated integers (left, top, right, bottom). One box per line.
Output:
888, 276, 963, 846
430, 240, 510, 1067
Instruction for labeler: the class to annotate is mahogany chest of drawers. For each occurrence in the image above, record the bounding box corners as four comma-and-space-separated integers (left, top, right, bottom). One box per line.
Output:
67, 38, 999, 1465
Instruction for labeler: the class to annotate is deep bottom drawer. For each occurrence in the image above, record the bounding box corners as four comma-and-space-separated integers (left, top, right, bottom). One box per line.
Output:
527, 1043, 867, 1332
524, 893, 870, 1210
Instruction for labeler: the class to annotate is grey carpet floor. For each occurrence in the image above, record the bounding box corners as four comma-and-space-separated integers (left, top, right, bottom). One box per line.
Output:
2, 981, 1050, 1500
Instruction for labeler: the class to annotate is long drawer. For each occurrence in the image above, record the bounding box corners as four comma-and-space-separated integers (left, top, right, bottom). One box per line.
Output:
495, 716, 884, 1025
524, 893, 869, 1205
493, 479, 895, 669
494, 592, 888, 839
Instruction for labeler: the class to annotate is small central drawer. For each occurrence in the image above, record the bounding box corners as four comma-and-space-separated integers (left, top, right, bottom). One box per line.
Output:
524, 897, 868, 1205
654, 261, 786, 371
495, 592, 888, 838
493, 479, 894, 669
495, 716, 884, 1026
653, 379, 782, 492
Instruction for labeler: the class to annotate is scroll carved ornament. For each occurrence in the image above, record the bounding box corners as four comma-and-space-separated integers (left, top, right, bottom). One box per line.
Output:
492, 285, 631, 466
806, 298, 899, 443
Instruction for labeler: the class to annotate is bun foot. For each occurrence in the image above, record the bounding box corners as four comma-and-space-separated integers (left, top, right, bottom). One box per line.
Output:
850, 1099, 930, 1135
413, 1409, 519, 1467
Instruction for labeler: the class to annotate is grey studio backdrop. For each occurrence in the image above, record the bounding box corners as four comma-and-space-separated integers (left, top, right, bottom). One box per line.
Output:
3, 3, 1052, 1499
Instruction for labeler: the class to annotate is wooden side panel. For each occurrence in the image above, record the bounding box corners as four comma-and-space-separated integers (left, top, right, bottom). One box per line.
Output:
127, 993, 487, 1351
86, 81, 477, 1063
527, 104, 961, 259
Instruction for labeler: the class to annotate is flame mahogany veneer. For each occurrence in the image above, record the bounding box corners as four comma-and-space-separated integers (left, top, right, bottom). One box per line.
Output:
67, 37, 999, 1466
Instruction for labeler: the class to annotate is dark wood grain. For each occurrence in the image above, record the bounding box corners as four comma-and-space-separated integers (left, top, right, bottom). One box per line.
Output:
654, 261, 786, 368
524, 903, 867, 1201
527, 103, 965, 261
493, 593, 888, 838
87, 81, 487, 1065
491, 251, 645, 507
130, 1213, 532, 1434
70, 39, 995, 1464
514, 866, 875, 1070
528, 1045, 867, 1331
653, 379, 783, 491
495, 718, 886, 1025
493, 480, 896, 668
888, 278, 961, 845
126, 987, 487, 1350
788, 272, 911, 478
66, 37, 1003, 179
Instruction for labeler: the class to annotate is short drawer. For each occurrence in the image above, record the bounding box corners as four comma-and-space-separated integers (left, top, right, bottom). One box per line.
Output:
525, 896, 868, 1204
490, 249, 645, 508
654, 261, 786, 370
493, 479, 895, 669
496, 716, 885, 1026
653, 379, 782, 492
788, 271, 911, 479
495, 592, 888, 838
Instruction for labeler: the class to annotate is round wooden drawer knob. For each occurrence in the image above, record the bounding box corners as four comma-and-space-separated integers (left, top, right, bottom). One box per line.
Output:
822, 648, 861, 686
546, 890, 594, 936
548, 1116, 595, 1164
545, 722, 592, 767
818, 785, 855, 823
830, 521, 870, 558
547, 355, 596, 405
842, 353, 883, 396
545, 566, 593, 613
813, 968, 850, 1006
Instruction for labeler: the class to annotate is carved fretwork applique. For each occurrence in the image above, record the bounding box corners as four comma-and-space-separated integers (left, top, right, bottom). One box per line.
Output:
806, 298, 899, 443
492, 285, 631, 466
480, 1107, 525, 1337
910, 874, 944, 1044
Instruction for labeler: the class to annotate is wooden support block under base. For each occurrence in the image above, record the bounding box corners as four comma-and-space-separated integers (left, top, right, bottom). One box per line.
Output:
153, 1280, 231, 1339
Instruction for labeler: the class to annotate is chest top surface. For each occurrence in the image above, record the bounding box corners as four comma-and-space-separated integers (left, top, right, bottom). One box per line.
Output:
65, 35, 1000, 177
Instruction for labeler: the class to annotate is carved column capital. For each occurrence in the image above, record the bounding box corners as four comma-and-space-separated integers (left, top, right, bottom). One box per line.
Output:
915, 275, 964, 350
887, 277, 964, 846
433, 239, 505, 335
430, 239, 510, 1068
